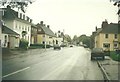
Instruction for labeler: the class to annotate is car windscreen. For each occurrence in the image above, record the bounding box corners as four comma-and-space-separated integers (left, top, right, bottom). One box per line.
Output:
92, 48, 103, 53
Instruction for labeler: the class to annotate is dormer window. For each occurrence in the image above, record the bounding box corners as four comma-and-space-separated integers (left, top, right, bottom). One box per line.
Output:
38, 29, 41, 32
18, 12, 20, 18
20, 13, 22, 19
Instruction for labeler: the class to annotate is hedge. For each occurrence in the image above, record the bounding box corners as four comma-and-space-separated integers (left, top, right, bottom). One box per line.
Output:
110, 51, 120, 61
29, 44, 52, 49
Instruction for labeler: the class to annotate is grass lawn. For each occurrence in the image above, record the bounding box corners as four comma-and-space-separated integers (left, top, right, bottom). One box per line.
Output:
110, 51, 120, 62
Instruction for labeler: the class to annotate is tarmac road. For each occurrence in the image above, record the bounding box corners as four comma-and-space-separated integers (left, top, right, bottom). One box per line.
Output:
2, 46, 104, 80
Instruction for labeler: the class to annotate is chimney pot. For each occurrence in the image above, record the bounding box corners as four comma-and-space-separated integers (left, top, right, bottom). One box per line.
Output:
40, 21, 43, 25
47, 25, 50, 28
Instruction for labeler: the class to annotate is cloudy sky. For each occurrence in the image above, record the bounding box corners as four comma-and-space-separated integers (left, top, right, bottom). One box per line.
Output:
25, 0, 118, 38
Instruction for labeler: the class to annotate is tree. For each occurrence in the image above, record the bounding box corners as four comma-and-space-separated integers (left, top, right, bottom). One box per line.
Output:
110, 0, 120, 51
0, 0, 35, 13
78, 35, 91, 48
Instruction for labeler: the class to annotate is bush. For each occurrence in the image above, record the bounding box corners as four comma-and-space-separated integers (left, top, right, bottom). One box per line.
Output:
19, 39, 29, 50
110, 51, 120, 61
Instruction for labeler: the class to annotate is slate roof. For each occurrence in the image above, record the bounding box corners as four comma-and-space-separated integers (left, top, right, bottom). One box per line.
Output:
37, 24, 56, 37
96, 28, 102, 35
2, 8, 32, 24
100, 23, 120, 34
41, 25, 56, 37
2, 25, 19, 35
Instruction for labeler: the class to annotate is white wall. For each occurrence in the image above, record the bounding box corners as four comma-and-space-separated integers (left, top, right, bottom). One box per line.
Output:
14, 20, 31, 45
1, 34, 8, 48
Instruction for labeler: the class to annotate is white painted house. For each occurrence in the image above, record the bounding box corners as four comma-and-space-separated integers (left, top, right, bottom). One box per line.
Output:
2, 7, 32, 48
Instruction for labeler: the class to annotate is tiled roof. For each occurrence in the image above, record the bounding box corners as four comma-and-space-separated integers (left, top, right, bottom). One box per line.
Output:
2, 25, 19, 35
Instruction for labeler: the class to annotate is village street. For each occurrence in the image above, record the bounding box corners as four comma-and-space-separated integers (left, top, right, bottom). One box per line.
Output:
2, 46, 104, 80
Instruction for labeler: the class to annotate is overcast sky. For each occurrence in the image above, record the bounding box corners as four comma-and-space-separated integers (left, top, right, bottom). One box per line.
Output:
25, 0, 118, 38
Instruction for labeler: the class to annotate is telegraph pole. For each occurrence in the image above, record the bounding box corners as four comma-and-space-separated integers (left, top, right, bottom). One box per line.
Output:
45, 34, 46, 50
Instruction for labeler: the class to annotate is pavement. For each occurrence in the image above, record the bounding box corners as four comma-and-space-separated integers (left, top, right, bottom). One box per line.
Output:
98, 56, 120, 81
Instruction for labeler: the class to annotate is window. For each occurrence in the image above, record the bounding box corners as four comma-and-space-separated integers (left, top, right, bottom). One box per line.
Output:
114, 43, 118, 48
28, 27, 29, 31
38, 28, 41, 32
4, 35, 7, 47
19, 26, 21, 30
20, 13, 22, 19
114, 34, 117, 39
49, 37, 52, 38
25, 27, 27, 31
103, 43, 110, 48
43, 35, 45, 37
105, 34, 108, 38
16, 23, 17, 28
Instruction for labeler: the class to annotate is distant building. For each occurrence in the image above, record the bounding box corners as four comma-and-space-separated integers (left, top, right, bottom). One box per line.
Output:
1, 6, 32, 48
36, 21, 56, 46
55, 30, 64, 46
94, 20, 120, 51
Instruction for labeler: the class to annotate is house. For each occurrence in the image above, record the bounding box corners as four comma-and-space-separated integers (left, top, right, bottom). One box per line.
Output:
31, 24, 37, 44
94, 20, 120, 51
36, 21, 56, 46
1, 6, 32, 48
55, 30, 64, 46
2, 24, 19, 48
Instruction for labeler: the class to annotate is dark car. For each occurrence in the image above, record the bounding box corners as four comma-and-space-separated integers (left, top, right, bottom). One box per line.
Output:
70, 45, 73, 47
54, 44, 61, 50
91, 48, 105, 60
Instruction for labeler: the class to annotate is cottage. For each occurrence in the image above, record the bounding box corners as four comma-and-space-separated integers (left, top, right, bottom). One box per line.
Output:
36, 21, 56, 46
94, 20, 120, 51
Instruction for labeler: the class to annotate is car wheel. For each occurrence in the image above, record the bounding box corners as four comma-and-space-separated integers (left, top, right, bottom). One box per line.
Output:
102, 56, 105, 60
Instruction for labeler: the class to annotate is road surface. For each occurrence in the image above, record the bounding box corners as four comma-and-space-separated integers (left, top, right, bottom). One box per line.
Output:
2, 46, 104, 80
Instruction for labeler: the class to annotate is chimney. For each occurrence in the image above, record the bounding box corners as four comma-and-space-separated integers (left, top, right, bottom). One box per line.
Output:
40, 21, 43, 25
102, 19, 108, 28
47, 25, 50, 28
95, 26, 97, 31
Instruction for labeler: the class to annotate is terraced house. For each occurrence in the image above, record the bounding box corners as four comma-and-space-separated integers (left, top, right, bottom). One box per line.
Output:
36, 21, 56, 46
1, 6, 32, 48
95, 20, 120, 51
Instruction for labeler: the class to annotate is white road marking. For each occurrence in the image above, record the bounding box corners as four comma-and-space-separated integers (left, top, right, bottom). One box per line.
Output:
2, 67, 30, 78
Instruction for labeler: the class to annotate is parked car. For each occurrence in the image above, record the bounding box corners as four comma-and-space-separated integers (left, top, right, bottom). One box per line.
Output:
91, 48, 105, 60
54, 44, 61, 50
83, 45, 88, 48
70, 45, 73, 47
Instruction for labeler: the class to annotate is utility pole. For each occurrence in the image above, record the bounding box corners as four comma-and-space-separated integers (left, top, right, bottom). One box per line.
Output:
45, 34, 46, 50
63, 29, 65, 45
